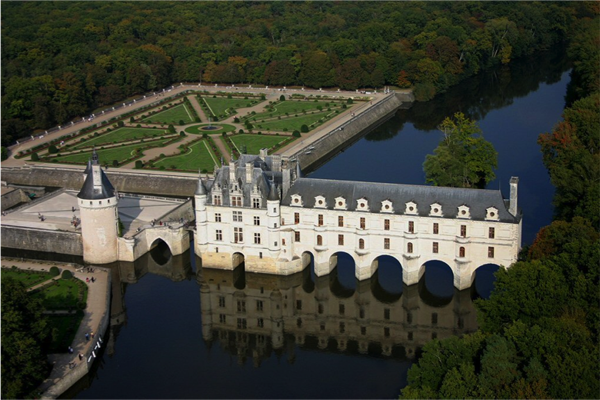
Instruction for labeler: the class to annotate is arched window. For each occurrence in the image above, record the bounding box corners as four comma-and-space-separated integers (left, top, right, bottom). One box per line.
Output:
359, 238, 365, 249
317, 235, 323, 246
459, 246, 466, 258
407, 242, 413, 253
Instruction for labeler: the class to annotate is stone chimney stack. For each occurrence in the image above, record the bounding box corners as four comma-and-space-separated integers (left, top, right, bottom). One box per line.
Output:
271, 154, 282, 172
245, 162, 253, 183
229, 157, 236, 182
259, 148, 268, 159
509, 177, 519, 217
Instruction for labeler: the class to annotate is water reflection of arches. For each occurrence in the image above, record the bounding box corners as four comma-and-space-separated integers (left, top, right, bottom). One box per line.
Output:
370, 255, 403, 304
471, 263, 500, 299
328, 252, 356, 297
149, 238, 172, 266
198, 268, 479, 365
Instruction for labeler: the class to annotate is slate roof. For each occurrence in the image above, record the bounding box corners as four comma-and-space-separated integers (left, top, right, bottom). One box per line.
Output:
77, 167, 116, 200
282, 178, 520, 223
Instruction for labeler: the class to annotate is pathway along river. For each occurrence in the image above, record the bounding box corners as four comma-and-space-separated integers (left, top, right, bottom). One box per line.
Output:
45, 48, 570, 399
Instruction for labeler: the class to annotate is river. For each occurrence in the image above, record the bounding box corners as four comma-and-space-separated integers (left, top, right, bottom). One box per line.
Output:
40, 48, 572, 399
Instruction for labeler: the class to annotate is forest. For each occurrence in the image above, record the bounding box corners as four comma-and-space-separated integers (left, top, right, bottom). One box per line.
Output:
1, 1, 594, 148
400, 10, 599, 399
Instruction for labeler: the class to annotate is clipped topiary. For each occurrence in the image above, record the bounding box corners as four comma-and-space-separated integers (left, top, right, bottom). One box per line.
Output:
61, 270, 73, 280
49, 266, 60, 277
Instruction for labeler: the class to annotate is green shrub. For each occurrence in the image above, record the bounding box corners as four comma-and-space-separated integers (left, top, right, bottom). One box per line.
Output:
135, 160, 143, 169
300, 124, 309, 133
279, 94, 285, 101
61, 270, 73, 280
31, 153, 39, 161
293, 130, 301, 137
49, 266, 60, 277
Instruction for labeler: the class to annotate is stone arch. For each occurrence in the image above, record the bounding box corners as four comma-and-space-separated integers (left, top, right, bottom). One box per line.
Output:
370, 255, 403, 303
471, 263, 500, 299
328, 251, 356, 298
301, 251, 315, 293
149, 238, 172, 266
419, 259, 455, 298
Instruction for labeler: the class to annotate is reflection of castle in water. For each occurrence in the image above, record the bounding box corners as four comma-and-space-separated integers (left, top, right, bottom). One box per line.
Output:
198, 263, 478, 365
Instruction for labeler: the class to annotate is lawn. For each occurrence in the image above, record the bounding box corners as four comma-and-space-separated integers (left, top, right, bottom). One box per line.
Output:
254, 111, 335, 132
47, 312, 85, 353
31, 278, 88, 310
72, 127, 168, 149
142, 103, 194, 124
229, 134, 290, 155
201, 96, 261, 118
153, 140, 217, 172
51, 141, 166, 165
1, 267, 53, 287
185, 123, 237, 134
250, 100, 342, 120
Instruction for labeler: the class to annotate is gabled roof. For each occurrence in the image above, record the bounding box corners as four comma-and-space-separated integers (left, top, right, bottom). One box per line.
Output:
282, 178, 519, 223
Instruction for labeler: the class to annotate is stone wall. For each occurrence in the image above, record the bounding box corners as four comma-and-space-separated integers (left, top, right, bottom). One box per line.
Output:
1, 226, 83, 256
297, 93, 404, 172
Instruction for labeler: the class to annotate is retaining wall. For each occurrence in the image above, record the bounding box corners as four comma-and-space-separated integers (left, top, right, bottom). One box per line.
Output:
1, 226, 83, 256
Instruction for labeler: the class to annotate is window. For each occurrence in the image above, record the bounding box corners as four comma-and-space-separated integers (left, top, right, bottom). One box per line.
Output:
237, 300, 246, 312
408, 221, 414, 233
254, 216, 260, 226
297, 318, 303, 328
295, 231, 301, 242
433, 242, 439, 254
488, 246, 495, 258
317, 235, 323, 246
408, 332, 413, 341
407, 242, 413, 253
384, 238, 390, 250
360, 217, 366, 230
294, 212, 300, 224
219, 296, 225, 307
237, 318, 247, 329
384, 219, 390, 230
320, 324, 325, 331
253, 198, 260, 209
216, 230, 223, 241
359, 308, 365, 318
215, 213, 221, 222
459, 246, 466, 258
256, 300, 263, 311
384, 327, 390, 337
339, 322, 345, 333
254, 233, 261, 244
259, 252, 262, 259
432, 332, 437, 340
338, 216, 344, 227
296, 300, 302, 310
233, 211, 242, 222
213, 195, 221, 206
318, 214, 323, 226
231, 196, 242, 207
384, 308, 390, 320
433, 222, 439, 234
219, 314, 226, 323
432, 313, 438, 325
234, 227, 243, 243
339, 304, 345, 315
361, 326, 367, 335
460, 225, 467, 237
318, 303, 324, 314
489, 227, 495, 239
359, 238, 365, 249
338, 234, 344, 246
406, 312, 412, 324
257, 318, 264, 328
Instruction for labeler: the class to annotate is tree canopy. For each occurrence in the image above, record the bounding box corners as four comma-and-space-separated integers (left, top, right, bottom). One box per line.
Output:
423, 112, 497, 188
1, 277, 51, 399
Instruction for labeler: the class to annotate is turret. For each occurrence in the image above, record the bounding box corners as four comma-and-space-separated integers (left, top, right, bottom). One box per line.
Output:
267, 180, 281, 252
195, 172, 208, 246
77, 149, 119, 264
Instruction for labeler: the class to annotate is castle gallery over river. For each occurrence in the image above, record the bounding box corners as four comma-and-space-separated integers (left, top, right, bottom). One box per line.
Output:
4, 147, 521, 291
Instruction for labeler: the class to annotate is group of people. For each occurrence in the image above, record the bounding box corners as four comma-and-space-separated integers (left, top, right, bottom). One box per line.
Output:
38, 213, 46, 221
86, 276, 96, 283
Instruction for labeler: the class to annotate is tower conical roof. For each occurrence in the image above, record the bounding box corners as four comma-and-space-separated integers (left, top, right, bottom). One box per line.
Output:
267, 180, 280, 201
77, 149, 116, 200
195, 172, 207, 195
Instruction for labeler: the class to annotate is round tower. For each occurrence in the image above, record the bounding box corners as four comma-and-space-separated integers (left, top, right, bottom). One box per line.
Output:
267, 180, 281, 252
77, 150, 119, 264
195, 172, 208, 247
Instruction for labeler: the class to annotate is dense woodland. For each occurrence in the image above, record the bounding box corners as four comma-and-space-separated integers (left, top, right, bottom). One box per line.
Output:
401, 11, 600, 399
1, 1, 594, 148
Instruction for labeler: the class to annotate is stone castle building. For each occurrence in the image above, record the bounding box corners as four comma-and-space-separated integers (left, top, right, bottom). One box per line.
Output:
195, 150, 522, 290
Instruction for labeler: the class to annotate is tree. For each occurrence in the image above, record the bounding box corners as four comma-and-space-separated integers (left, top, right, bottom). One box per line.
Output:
30, 152, 39, 161
1, 278, 50, 399
300, 124, 309, 133
423, 112, 497, 188
1, 146, 8, 161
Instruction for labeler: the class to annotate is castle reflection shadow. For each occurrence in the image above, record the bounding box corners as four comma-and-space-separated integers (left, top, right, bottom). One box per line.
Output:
196, 256, 479, 367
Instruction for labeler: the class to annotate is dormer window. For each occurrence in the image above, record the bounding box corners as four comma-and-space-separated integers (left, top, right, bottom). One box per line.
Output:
405, 201, 418, 215
429, 203, 442, 217
486, 207, 499, 221
356, 198, 369, 211
457, 205, 470, 219
334, 197, 347, 210
381, 200, 393, 213
213, 194, 222, 206
314, 195, 327, 208
291, 194, 303, 207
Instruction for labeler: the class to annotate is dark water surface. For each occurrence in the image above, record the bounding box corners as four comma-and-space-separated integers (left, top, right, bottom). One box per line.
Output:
56, 49, 571, 399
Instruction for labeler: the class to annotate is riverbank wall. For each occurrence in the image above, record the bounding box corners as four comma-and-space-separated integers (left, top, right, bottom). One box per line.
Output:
1, 226, 83, 256
294, 93, 406, 172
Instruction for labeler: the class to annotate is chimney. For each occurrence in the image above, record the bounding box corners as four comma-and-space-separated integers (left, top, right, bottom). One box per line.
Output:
245, 162, 253, 183
271, 154, 282, 172
509, 177, 519, 216
229, 159, 236, 182
259, 148, 268, 159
